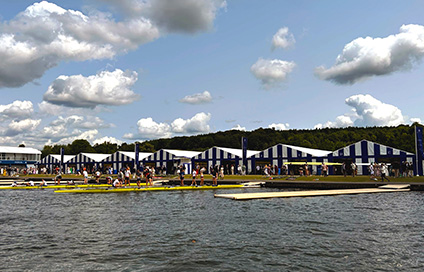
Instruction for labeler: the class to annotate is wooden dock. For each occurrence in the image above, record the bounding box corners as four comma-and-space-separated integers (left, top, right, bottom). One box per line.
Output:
214, 185, 410, 200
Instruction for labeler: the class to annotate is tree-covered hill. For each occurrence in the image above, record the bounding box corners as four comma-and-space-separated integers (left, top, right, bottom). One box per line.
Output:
41, 124, 422, 157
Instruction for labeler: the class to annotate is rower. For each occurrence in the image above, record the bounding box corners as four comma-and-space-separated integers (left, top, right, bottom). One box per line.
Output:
25, 180, 35, 186
106, 176, 112, 185
11, 180, 18, 187
39, 179, 48, 187
55, 175, 62, 185
112, 178, 122, 188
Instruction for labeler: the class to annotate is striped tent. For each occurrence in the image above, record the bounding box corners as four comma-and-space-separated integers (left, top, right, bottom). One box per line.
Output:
193, 146, 260, 174
102, 151, 152, 173
143, 149, 201, 175
330, 139, 416, 175
67, 153, 110, 173
37, 154, 75, 171
251, 144, 332, 175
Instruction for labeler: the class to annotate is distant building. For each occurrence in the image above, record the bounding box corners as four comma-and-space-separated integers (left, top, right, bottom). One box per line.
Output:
0, 146, 41, 169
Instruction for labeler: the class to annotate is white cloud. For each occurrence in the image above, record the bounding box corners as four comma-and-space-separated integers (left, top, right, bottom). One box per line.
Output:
315, 24, 424, 84
133, 117, 172, 139
179, 91, 212, 104
53, 129, 99, 146
93, 136, 123, 146
0, 1, 159, 88
314, 115, 354, 129
43, 69, 139, 108
410, 117, 422, 124
171, 112, 211, 133
251, 58, 296, 89
0, 100, 34, 120
127, 112, 212, 140
3, 119, 41, 136
346, 94, 405, 126
272, 27, 295, 50
315, 94, 405, 128
268, 123, 290, 130
231, 124, 246, 131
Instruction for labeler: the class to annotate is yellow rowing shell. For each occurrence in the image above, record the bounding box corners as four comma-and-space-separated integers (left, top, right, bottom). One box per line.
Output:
0, 183, 147, 190
55, 185, 245, 194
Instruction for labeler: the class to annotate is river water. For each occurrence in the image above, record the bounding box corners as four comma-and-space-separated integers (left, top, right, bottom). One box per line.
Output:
0, 188, 423, 271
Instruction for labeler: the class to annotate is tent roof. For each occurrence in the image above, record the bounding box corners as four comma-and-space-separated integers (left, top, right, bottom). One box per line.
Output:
0, 146, 41, 154
118, 151, 153, 160
281, 144, 332, 157
49, 154, 74, 163
79, 153, 111, 162
162, 149, 202, 158
214, 146, 261, 158
333, 139, 414, 155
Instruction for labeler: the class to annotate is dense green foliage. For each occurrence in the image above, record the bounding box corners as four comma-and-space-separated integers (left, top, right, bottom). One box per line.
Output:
41, 124, 422, 157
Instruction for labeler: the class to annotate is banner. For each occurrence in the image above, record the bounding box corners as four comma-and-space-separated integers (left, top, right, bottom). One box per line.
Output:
134, 143, 140, 170
416, 126, 423, 175
60, 147, 64, 174
241, 137, 248, 167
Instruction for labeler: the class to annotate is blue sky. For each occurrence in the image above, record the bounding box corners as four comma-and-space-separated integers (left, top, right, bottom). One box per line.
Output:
1, 0, 424, 149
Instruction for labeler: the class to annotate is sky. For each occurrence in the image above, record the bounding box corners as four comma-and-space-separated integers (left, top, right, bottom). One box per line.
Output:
1, 0, 424, 150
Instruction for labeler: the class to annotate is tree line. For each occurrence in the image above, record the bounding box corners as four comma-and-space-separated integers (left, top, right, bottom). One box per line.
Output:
41, 124, 423, 158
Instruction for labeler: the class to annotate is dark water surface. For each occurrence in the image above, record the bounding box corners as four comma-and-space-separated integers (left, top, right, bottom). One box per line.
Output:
1, 188, 423, 271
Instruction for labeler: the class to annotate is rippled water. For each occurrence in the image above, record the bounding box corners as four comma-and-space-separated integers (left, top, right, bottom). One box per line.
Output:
1, 188, 423, 271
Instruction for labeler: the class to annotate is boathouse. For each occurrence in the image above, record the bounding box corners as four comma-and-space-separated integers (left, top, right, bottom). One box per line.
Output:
0, 146, 41, 169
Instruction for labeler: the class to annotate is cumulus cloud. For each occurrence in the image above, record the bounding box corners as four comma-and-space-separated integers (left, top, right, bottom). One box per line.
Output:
0, 1, 159, 88
314, 115, 354, 129
43, 69, 139, 108
272, 27, 295, 50
251, 58, 296, 89
315, 24, 424, 84
410, 117, 422, 124
346, 94, 405, 126
93, 136, 123, 146
0, 100, 34, 120
179, 91, 212, 104
315, 94, 406, 128
126, 112, 212, 140
3, 119, 41, 136
268, 123, 290, 130
171, 112, 211, 133
231, 124, 246, 131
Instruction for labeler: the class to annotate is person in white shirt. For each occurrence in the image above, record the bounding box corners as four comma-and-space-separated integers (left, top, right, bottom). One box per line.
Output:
191, 170, 197, 186
83, 168, 88, 184
124, 167, 131, 187
113, 178, 122, 188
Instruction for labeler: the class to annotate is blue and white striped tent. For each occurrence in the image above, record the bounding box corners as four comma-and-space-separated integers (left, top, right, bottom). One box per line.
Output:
67, 153, 111, 172
251, 144, 332, 175
37, 154, 74, 170
193, 146, 260, 174
330, 139, 416, 175
143, 149, 201, 174
101, 151, 152, 173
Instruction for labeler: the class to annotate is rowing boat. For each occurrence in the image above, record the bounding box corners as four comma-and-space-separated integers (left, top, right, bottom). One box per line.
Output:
0, 183, 147, 190
54, 184, 245, 194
